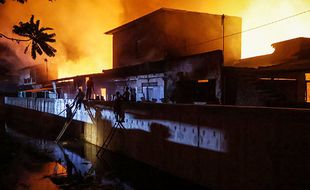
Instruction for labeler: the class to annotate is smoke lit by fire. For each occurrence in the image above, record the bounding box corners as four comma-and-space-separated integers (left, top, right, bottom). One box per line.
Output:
0, 0, 310, 78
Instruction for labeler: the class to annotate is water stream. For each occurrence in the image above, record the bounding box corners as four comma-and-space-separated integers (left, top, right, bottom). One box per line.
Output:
5, 127, 206, 190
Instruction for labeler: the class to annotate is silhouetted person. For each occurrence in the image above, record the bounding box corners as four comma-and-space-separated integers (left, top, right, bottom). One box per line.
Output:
123, 87, 130, 101
56, 88, 62, 98
100, 96, 105, 101
113, 91, 124, 122
74, 88, 85, 110
65, 103, 73, 122
130, 87, 136, 102
86, 77, 94, 100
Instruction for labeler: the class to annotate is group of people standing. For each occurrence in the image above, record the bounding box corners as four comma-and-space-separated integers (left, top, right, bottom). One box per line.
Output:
115, 87, 136, 102
64, 77, 93, 121
65, 78, 136, 122
112, 87, 135, 122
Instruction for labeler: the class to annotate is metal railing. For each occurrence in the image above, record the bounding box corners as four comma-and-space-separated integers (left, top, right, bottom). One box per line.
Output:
4, 97, 93, 123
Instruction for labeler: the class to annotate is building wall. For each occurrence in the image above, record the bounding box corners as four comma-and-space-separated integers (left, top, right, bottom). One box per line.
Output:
112, 10, 241, 68
58, 51, 223, 103
112, 12, 167, 68
18, 64, 58, 87
224, 68, 308, 106
162, 11, 241, 65
111, 74, 165, 102
5, 97, 310, 190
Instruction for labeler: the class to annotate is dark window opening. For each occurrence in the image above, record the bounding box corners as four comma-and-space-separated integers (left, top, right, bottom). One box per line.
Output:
171, 79, 217, 104
194, 79, 217, 103
37, 92, 46, 98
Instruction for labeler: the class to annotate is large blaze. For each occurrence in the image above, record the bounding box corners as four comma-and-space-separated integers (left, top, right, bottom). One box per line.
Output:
240, 0, 310, 58
0, 0, 310, 78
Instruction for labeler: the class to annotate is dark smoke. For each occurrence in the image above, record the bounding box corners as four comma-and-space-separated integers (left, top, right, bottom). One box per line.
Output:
0, 42, 22, 93
0, 42, 29, 77
0, 43, 18, 72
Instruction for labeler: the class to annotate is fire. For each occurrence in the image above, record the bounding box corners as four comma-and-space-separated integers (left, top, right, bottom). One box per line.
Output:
240, 0, 310, 58
56, 35, 113, 78
1, 0, 310, 78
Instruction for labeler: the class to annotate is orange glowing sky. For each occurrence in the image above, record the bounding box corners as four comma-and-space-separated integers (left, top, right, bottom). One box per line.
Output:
1, 0, 310, 78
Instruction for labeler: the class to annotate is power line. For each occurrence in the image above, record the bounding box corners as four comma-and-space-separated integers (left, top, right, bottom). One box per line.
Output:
188, 9, 310, 48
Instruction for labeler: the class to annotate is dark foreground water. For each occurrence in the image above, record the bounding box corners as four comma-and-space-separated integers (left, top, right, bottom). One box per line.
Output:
1, 128, 207, 190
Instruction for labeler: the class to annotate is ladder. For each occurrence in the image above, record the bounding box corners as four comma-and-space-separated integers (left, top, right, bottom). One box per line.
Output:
55, 107, 78, 143
96, 119, 126, 158
83, 102, 97, 125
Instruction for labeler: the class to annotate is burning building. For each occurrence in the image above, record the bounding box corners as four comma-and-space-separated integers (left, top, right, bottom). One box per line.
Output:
18, 62, 58, 98
5, 6, 310, 190
225, 37, 310, 107
14, 8, 310, 108
106, 8, 241, 68
44, 8, 241, 104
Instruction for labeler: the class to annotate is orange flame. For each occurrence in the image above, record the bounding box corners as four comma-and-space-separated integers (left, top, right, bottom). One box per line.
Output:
240, 0, 310, 58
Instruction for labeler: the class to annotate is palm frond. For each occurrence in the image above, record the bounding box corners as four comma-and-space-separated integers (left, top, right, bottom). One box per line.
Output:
38, 41, 56, 57
16, 0, 27, 3
24, 43, 30, 54
12, 15, 56, 60
39, 27, 53, 32
31, 41, 36, 59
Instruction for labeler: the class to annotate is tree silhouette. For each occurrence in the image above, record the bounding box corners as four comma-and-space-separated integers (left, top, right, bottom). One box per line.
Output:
0, 0, 54, 4
0, 0, 26, 4
0, 15, 56, 59
0, 0, 56, 59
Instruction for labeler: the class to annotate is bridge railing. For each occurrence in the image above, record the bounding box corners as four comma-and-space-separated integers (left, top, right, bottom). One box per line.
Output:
4, 97, 94, 123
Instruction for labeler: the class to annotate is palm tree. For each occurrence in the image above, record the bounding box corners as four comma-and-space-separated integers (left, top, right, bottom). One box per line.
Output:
0, 0, 27, 4
0, 15, 56, 59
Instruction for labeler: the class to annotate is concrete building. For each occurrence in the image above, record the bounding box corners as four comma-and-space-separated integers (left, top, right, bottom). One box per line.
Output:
106, 8, 241, 68
18, 63, 58, 88
50, 8, 241, 103
53, 50, 223, 103
18, 63, 58, 98
54, 37, 310, 108
225, 37, 310, 107
16, 9, 310, 108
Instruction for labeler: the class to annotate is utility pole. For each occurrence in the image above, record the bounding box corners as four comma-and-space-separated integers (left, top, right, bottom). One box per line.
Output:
220, 14, 225, 105
221, 14, 225, 60
44, 58, 48, 81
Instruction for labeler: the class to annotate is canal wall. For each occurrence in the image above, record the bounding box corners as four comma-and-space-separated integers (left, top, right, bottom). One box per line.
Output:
4, 97, 310, 190
3, 98, 83, 140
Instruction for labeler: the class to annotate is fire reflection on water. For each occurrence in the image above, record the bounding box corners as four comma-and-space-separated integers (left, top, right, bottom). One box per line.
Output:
6, 127, 135, 190
16, 163, 61, 190
6, 128, 93, 190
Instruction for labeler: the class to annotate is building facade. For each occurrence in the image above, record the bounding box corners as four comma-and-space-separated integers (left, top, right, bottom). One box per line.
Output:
226, 37, 310, 107
106, 8, 241, 68
18, 63, 58, 98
